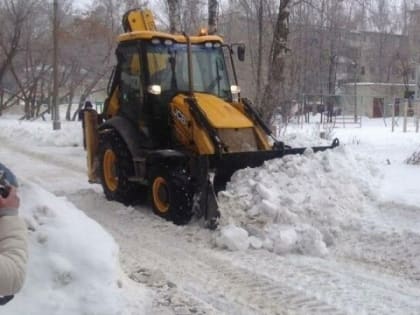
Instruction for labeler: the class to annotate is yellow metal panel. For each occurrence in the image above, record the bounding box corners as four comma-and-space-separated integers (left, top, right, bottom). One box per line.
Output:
147, 53, 167, 76
194, 93, 254, 128
130, 53, 141, 74
84, 110, 99, 182
118, 31, 223, 44
126, 10, 156, 31
170, 95, 215, 155
232, 101, 270, 149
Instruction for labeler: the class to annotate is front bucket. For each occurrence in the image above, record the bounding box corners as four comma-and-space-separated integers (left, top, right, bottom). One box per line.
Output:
211, 138, 339, 193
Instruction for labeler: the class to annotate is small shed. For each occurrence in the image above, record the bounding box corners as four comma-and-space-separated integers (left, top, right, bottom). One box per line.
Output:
340, 82, 415, 117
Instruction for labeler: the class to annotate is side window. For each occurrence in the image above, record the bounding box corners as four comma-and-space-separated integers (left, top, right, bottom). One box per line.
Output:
119, 46, 144, 121
192, 53, 205, 91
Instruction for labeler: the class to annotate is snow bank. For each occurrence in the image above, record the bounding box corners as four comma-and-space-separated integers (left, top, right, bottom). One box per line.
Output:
216, 146, 380, 257
0, 116, 82, 147
281, 123, 333, 147
3, 181, 125, 315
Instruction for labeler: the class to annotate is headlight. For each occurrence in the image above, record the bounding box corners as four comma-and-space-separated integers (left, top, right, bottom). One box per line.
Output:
230, 85, 241, 94
148, 85, 162, 95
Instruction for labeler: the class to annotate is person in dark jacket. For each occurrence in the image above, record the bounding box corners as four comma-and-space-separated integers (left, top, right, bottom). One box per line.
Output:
0, 163, 27, 298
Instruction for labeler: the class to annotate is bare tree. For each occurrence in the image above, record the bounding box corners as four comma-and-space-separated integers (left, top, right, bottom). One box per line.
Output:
255, 0, 264, 105
0, 0, 36, 84
208, 0, 218, 34
260, 0, 292, 121
182, 0, 204, 34
0, 0, 38, 115
167, 0, 182, 33
69, 0, 120, 120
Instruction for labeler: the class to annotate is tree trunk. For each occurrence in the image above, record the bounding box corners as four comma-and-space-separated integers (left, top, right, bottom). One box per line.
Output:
167, 0, 182, 33
208, 0, 218, 35
0, 90, 3, 116
256, 0, 263, 106
260, 0, 291, 122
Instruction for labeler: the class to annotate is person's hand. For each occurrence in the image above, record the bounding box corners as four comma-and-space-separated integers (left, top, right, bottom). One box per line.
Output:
0, 186, 20, 210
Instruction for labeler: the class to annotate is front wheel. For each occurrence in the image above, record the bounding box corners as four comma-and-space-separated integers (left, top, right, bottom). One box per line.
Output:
149, 167, 193, 225
98, 130, 140, 205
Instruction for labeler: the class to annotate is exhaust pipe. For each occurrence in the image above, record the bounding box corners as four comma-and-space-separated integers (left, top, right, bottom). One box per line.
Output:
182, 32, 194, 97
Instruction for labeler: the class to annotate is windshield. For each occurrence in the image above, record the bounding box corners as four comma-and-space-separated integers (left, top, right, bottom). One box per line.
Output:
146, 41, 231, 100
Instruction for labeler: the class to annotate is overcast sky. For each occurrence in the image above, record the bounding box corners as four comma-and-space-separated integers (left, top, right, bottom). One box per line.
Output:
73, 0, 92, 10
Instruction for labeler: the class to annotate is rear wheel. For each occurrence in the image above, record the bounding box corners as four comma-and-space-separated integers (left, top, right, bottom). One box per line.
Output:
98, 130, 140, 205
149, 167, 193, 225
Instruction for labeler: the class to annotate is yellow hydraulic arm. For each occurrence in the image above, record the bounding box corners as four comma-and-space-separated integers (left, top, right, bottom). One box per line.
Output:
122, 9, 156, 32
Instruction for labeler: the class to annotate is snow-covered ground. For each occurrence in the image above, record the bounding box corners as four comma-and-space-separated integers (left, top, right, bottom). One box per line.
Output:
0, 113, 420, 314
0, 118, 151, 314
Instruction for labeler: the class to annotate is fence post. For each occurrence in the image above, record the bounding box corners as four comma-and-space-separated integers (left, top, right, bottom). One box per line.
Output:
403, 99, 408, 133
392, 100, 395, 132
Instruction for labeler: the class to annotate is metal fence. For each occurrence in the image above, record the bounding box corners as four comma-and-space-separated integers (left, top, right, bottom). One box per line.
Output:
294, 94, 419, 131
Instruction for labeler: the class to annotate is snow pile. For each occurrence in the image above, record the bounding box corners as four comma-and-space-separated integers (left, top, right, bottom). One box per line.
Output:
280, 123, 333, 147
0, 117, 82, 147
215, 224, 250, 251
216, 146, 380, 257
3, 181, 126, 315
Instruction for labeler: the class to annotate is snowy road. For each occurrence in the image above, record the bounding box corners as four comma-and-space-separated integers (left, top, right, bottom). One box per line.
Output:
1, 124, 420, 314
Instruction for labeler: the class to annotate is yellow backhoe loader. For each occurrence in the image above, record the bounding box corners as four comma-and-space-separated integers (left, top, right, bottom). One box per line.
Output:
83, 9, 339, 227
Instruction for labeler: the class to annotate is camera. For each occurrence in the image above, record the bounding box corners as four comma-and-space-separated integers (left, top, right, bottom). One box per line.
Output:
0, 170, 10, 198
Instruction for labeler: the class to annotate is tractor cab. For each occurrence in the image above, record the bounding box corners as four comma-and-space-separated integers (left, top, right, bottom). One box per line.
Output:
106, 32, 240, 147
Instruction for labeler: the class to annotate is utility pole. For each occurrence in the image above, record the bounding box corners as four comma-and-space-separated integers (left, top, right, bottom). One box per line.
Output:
353, 62, 358, 123
52, 0, 61, 130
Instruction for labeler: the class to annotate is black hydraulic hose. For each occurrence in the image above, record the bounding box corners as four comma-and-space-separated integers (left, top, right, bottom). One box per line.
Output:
227, 45, 239, 85
242, 98, 274, 136
186, 97, 224, 155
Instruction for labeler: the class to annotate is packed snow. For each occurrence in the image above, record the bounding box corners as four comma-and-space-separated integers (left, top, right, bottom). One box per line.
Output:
214, 118, 420, 258
216, 146, 380, 257
3, 181, 125, 315
0, 117, 150, 314
1, 112, 420, 314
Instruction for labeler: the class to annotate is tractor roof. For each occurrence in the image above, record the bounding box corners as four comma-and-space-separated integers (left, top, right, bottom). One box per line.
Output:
118, 31, 224, 44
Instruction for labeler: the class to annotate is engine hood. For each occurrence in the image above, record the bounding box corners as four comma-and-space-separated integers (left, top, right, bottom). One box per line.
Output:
192, 93, 254, 129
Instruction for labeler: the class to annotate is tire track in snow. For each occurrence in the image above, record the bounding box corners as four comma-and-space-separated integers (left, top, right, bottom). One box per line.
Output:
223, 250, 420, 315
0, 135, 85, 174
335, 203, 420, 284
4, 134, 420, 314
0, 135, 91, 193
67, 189, 420, 315
178, 252, 346, 315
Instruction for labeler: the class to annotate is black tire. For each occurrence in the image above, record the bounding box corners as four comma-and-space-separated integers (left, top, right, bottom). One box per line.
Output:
149, 166, 194, 225
98, 129, 140, 205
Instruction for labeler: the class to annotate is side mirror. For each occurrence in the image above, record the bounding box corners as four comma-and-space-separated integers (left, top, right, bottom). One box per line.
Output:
237, 44, 245, 62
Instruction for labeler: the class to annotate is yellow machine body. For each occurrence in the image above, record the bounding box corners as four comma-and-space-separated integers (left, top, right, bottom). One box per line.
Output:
83, 8, 338, 226
170, 93, 271, 155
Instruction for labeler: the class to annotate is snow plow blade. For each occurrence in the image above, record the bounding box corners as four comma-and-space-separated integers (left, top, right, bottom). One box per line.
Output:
211, 138, 340, 193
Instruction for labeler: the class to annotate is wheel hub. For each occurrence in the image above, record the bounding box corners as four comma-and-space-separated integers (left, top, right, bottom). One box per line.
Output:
153, 177, 169, 213
103, 149, 118, 191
